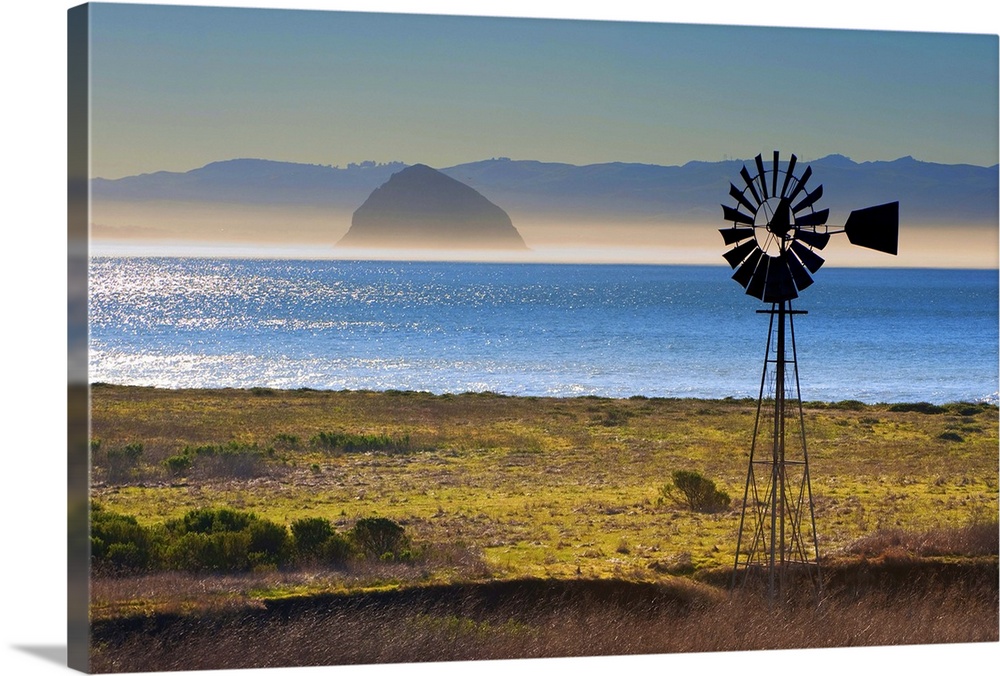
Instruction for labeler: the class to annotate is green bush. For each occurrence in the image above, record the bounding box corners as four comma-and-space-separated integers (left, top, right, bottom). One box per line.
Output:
91, 504, 156, 573
164, 508, 290, 571
291, 517, 334, 559
830, 400, 867, 411
247, 519, 290, 567
163, 453, 194, 476
663, 470, 731, 513
291, 517, 353, 564
169, 507, 257, 535
350, 517, 409, 559
321, 532, 353, 564
310, 431, 412, 454
89, 504, 418, 575
105, 442, 145, 483
888, 402, 946, 414
182, 441, 271, 479
165, 531, 251, 572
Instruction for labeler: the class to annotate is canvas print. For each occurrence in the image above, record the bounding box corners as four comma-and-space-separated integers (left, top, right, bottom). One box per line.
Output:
68, 2, 999, 673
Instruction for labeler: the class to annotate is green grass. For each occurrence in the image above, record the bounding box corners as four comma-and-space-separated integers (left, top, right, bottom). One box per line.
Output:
90, 386, 998, 593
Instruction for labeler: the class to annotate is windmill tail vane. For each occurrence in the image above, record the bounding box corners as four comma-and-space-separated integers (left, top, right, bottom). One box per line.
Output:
719, 150, 899, 599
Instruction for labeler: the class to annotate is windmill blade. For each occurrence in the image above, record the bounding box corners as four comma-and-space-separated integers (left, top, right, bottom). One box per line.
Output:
787, 165, 812, 202
779, 154, 797, 198
719, 227, 756, 245
763, 256, 797, 302
723, 238, 759, 268
745, 255, 771, 300
845, 201, 899, 255
794, 228, 830, 250
740, 165, 762, 205
730, 183, 758, 215
755, 154, 769, 200
792, 184, 823, 213
793, 209, 829, 227
732, 248, 763, 288
786, 250, 814, 292
791, 240, 825, 273
721, 204, 755, 226
772, 150, 780, 198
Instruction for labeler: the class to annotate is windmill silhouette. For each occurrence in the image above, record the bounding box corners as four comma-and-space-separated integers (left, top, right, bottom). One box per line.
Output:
719, 151, 898, 597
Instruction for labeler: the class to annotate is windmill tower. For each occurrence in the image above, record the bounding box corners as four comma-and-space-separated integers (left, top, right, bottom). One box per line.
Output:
719, 151, 899, 598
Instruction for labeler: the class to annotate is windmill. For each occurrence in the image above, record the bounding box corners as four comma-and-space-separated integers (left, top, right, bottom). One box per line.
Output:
720, 151, 898, 598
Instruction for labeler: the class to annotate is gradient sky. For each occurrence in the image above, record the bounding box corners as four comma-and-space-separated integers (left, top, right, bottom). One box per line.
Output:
87, 2, 999, 179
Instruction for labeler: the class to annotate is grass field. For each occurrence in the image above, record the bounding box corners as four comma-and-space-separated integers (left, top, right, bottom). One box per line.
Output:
87, 385, 998, 670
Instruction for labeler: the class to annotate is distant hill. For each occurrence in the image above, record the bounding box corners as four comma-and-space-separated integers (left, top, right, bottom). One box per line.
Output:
92, 154, 999, 229
337, 164, 526, 250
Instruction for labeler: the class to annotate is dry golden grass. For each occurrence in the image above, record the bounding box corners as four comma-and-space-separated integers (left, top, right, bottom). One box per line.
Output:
90, 562, 997, 673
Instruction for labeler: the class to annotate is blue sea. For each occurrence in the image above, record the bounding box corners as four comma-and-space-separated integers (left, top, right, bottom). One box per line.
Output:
88, 258, 999, 404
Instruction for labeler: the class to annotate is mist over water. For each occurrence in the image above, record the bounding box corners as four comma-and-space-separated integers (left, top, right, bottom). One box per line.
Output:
89, 258, 998, 404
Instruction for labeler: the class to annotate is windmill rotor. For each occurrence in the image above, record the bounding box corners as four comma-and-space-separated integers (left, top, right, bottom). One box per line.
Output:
719, 151, 899, 302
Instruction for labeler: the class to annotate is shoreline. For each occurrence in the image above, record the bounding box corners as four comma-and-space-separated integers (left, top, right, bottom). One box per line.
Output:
87, 382, 999, 408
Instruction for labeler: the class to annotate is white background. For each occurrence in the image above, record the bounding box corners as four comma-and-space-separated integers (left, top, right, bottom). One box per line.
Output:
1, 2, 997, 675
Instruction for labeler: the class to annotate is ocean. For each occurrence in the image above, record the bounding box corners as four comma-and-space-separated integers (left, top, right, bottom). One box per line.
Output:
88, 258, 998, 404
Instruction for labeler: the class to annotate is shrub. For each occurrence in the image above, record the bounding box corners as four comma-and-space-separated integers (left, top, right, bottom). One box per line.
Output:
90, 504, 156, 573
320, 533, 353, 564
310, 431, 412, 454
291, 517, 334, 560
105, 442, 145, 483
350, 517, 409, 559
163, 453, 194, 476
830, 400, 867, 411
169, 507, 257, 535
888, 402, 946, 414
290, 516, 353, 565
247, 519, 290, 568
597, 408, 632, 427
165, 531, 252, 572
182, 441, 270, 479
164, 508, 291, 571
944, 402, 996, 416
663, 470, 731, 513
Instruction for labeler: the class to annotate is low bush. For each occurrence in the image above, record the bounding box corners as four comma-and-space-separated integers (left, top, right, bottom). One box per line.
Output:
179, 441, 272, 479
164, 508, 290, 572
105, 442, 145, 483
310, 431, 412, 454
829, 400, 867, 411
350, 517, 411, 560
90, 506, 408, 575
888, 402, 947, 414
163, 453, 194, 476
91, 503, 157, 573
662, 470, 731, 514
289, 516, 351, 564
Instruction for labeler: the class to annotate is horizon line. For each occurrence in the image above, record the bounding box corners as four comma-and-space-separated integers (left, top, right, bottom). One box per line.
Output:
93, 152, 1000, 181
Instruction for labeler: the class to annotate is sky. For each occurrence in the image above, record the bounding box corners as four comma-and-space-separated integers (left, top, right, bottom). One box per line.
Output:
86, 2, 999, 179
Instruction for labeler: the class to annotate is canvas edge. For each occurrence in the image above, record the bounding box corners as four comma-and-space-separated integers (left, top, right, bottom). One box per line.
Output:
68, 3, 92, 673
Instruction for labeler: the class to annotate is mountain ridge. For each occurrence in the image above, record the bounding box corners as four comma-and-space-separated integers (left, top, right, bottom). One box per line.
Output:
92, 154, 999, 226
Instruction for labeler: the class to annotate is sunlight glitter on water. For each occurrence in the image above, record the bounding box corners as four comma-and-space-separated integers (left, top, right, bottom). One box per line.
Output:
89, 258, 999, 403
